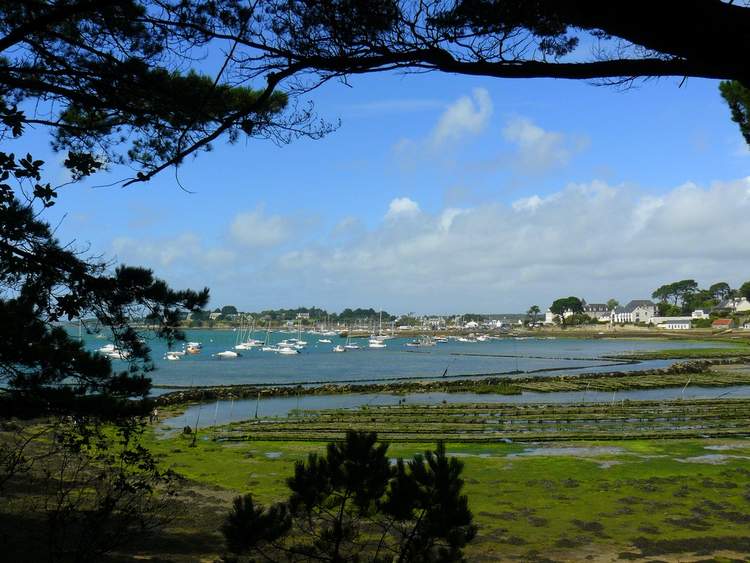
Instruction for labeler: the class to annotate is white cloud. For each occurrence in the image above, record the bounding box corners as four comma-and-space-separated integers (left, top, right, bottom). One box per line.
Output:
267, 176, 750, 311
112, 232, 201, 268
511, 195, 544, 213
502, 116, 587, 173
385, 197, 421, 220
438, 208, 468, 231
429, 88, 493, 147
108, 177, 750, 313
394, 89, 493, 167
229, 206, 291, 248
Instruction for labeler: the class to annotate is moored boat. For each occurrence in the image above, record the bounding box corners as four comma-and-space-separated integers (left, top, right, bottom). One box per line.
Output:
215, 350, 239, 359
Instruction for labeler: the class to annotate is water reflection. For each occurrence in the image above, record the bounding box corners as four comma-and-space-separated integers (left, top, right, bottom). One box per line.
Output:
163, 385, 750, 430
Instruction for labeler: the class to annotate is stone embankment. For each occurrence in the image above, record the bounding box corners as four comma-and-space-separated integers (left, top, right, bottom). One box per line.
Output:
154, 357, 749, 406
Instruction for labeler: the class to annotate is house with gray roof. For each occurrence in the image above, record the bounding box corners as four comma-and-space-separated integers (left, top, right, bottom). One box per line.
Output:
611, 300, 657, 324
582, 303, 611, 322
714, 297, 750, 313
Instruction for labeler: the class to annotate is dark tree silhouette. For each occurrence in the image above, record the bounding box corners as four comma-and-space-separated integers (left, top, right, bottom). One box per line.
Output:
221, 431, 477, 562
0, 155, 209, 419
225, 0, 750, 146
5, 1, 749, 173
0, 0, 329, 419
720, 81, 750, 147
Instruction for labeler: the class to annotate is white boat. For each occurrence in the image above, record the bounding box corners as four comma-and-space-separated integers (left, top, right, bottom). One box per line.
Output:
235, 339, 263, 350
332, 344, 346, 352
343, 330, 360, 350
368, 311, 388, 348
165, 352, 181, 361
97, 343, 116, 354
405, 337, 435, 348
261, 345, 278, 352
215, 350, 239, 359
108, 348, 130, 360
318, 338, 332, 344
277, 346, 299, 355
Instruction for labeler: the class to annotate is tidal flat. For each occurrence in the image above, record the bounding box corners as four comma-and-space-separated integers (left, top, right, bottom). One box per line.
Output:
141, 429, 750, 562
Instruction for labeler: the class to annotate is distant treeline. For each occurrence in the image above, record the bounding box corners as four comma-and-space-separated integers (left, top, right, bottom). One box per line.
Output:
190, 306, 399, 324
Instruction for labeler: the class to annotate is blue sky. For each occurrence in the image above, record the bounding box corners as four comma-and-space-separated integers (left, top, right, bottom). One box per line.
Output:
16, 70, 750, 314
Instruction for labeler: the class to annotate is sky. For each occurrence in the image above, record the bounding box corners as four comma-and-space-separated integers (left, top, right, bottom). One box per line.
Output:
15, 69, 750, 314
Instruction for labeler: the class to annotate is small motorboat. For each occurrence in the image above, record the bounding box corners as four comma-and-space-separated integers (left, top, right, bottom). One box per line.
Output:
332, 344, 346, 353
215, 350, 239, 359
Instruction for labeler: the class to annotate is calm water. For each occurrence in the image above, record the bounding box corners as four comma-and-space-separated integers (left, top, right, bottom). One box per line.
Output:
79, 329, 730, 388
164, 385, 750, 429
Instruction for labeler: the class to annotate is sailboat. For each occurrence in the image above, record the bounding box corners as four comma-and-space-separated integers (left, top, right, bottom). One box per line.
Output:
343, 327, 360, 350
235, 317, 263, 350
369, 311, 387, 348
261, 321, 278, 352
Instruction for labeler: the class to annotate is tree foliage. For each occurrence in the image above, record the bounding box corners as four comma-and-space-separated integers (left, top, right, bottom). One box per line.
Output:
241, 0, 750, 145
549, 296, 583, 326
0, 155, 210, 419
652, 279, 735, 314
221, 431, 477, 562
526, 305, 540, 325
709, 282, 732, 302
740, 281, 750, 302
0, 419, 178, 561
720, 81, 750, 148
651, 280, 699, 308
0, 1, 336, 187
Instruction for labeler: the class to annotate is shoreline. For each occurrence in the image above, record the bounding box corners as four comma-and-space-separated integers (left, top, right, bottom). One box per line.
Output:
153, 357, 750, 406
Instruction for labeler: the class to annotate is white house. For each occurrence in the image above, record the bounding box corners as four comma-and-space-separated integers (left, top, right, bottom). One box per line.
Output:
650, 316, 693, 326
611, 300, 657, 324
691, 309, 709, 319
544, 307, 578, 324
715, 297, 750, 313
659, 319, 692, 330
464, 320, 479, 329
583, 303, 612, 322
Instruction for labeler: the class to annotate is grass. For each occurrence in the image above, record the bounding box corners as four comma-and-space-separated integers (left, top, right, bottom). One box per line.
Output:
143, 428, 750, 561
611, 346, 750, 360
